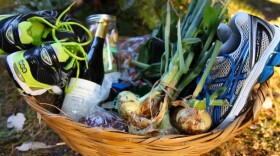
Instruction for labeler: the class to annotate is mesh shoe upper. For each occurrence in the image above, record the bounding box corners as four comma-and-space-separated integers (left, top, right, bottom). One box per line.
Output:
198, 12, 278, 128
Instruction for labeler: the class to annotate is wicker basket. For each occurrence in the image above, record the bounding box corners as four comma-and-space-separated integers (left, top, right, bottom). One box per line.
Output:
23, 80, 270, 156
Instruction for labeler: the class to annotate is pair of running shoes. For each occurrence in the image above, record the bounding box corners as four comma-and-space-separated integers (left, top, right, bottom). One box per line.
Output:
1, 9, 279, 129
1, 5, 92, 96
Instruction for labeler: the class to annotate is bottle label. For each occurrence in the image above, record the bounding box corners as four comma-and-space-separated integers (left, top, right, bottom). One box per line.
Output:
61, 78, 102, 121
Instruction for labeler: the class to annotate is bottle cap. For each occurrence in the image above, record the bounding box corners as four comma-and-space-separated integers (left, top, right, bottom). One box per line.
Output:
95, 18, 109, 38
86, 14, 116, 24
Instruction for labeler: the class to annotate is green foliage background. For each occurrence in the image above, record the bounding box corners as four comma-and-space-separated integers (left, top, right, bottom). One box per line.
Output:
0, 0, 165, 36
0, 0, 279, 36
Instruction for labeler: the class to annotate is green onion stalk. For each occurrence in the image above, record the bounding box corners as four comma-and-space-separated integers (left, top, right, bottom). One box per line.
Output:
117, 0, 230, 136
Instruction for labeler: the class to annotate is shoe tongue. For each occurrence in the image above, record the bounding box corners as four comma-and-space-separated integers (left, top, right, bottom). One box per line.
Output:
216, 13, 242, 55
51, 43, 69, 62
18, 21, 33, 44
217, 23, 231, 43
27, 20, 47, 45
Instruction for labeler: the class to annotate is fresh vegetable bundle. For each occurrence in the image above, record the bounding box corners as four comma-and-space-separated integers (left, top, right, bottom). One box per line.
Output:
117, 0, 230, 136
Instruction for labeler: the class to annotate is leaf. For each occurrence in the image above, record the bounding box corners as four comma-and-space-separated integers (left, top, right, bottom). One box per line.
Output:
182, 38, 201, 47
6, 113, 26, 132
164, 0, 171, 73
160, 51, 167, 74
151, 22, 163, 38
188, 99, 206, 110
158, 1, 179, 42
262, 97, 273, 109
138, 37, 165, 65
137, 39, 152, 64
16, 141, 53, 151
203, 5, 219, 31
177, 18, 185, 72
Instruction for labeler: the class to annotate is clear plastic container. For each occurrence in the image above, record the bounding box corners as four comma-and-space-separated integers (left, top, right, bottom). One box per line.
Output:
86, 14, 118, 73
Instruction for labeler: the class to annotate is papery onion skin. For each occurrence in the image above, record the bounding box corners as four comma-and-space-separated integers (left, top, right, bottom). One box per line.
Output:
170, 106, 212, 135
140, 95, 162, 118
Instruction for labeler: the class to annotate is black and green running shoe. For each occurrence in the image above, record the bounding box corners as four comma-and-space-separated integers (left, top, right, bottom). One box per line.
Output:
0, 3, 92, 57
5, 42, 88, 95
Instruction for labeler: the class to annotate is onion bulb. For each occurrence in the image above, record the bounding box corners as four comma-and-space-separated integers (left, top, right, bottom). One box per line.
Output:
170, 101, 212, 135
117, 91, 141, 120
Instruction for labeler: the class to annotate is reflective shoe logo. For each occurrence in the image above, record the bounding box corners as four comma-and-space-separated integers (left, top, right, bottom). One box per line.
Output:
6, 25, 15, 44
18, 60, 27, 73
40, 48, 53, 66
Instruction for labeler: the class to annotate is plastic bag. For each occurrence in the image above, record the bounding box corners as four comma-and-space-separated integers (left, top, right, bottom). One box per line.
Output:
61, 72, 121, 121
117, 35, 151, 81
79, 106, 128, 132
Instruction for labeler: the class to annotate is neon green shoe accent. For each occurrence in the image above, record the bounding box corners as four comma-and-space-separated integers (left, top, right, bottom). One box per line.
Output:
61, 42, 89, 94
11, 2, 93, 94
18, 21, 33, 44
64, 59, 80, 94
42, 27, 52, 39
27, 20, 46, 45
15, 46, 23, 50
0, 15, 14, 21
26, 2, 93, 47
62, 42, 88, 68
17, 88, 25, 94
0, 15, 12, 55
55, 3, 93, 94
0, 16, 10, 55
0, 49, 8, 55
51, 42, 69, 62
27, 18, 53, 45
13, 51, 51, 89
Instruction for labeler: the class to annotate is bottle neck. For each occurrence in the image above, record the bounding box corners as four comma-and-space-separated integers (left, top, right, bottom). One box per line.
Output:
86, 18, 109, 62
95, 18, 109, 38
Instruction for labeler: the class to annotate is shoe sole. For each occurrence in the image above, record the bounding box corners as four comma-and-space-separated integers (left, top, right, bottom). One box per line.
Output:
4, 55, 24, 91
217, 25, 280, 130
6, 52, 49, 95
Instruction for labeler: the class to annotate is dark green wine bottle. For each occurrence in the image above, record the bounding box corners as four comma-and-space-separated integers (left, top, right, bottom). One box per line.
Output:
82, 18, 109, 85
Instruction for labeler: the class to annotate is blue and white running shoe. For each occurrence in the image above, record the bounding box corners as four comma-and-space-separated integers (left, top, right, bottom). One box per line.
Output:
198, 12, 280, 129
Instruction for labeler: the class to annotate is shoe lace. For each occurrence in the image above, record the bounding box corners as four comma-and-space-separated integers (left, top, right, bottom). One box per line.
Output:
197, 53, 235, 124
29, 2, 93, 94
29, 2, 93, 47
62, 41, 89, 94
